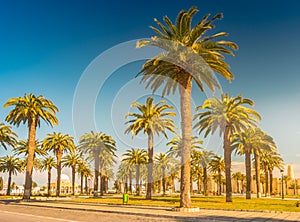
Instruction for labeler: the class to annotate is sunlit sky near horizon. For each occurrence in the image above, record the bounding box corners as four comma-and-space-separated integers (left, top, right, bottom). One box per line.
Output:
0, 0, 300, 185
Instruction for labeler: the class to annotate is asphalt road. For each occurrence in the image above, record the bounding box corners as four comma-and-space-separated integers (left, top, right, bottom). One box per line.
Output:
0, 204, 181, 222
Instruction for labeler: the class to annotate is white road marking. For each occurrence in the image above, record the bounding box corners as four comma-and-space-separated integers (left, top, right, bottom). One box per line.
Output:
0, 210, 81, 222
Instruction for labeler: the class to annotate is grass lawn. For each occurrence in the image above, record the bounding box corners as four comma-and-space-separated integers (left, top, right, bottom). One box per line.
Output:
56, 195, 300, 212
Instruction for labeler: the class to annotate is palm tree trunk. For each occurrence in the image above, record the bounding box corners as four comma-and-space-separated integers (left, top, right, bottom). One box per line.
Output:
197, 175, 201, 194
254, 153, 261, 198
80, 172, 84, 194
236, 179, 239, 193
162, 167, 166, 196
23, 119, 37, 200
269, 169, 273, 195
265, 165, 269, 197
56, 150, 62, 197
241, 180, 244, 194
7, 171, 12, 196
85, 176, 88, 194
218, 169, 222, 196
146, 130, 153, 200
129, 170, 133, 194
178, 74, 192, 208
124, 176, 128, 193
136, 165, 140, 196
93, 152, 100, 196
47, 168, 51, 196
100, 174, 105, 196
245, 149, 251, 199
224, 125, 232, 202
72, 166, 75, 195
203, 167, 208, 196
190, 174, 193, 194
172, 175, 175, 193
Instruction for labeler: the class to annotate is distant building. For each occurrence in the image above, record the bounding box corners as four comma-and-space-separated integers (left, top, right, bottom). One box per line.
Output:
49, 174, 80, 195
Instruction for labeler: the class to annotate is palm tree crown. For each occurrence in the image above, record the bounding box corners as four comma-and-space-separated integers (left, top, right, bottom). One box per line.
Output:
0, 123, 18, 150
125, 97, 176, 137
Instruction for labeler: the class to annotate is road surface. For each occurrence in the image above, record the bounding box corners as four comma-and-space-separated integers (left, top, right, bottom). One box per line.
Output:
0, 204, 180, 222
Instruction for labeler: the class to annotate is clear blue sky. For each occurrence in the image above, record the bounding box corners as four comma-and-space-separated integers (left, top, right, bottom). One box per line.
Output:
0, 0, 300, 181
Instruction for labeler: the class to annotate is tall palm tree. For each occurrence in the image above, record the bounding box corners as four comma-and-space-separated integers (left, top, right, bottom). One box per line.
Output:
122, 148, 147, 196
125, 97, 176, 199
194, 94, 260, 202
62, 150, 82, 195
192, 149, 214, 196
155, 153, 173, 195
137, 7, 237, 207
209, 154, 225, 196
0, 123, 18, 150
3, 93, 58, 199
40, 156, 56, 196
0, 156, 22, 195
79, 131, 117, 196
42, 132, 75, 196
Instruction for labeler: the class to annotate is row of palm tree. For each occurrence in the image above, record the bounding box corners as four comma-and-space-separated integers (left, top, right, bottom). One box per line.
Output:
0, 6, 285, 209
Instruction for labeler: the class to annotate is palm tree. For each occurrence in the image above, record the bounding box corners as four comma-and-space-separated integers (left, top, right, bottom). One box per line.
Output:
62, 150, 82, 195
0, 123, 18, 150
79, 131, 116, 196
0, 156, 22, 195
209, 154, 225, 195
99, 148, 116, 195
251, 129, 277, 198
260, 150, 282, 197
137, 6, 238, 207
268, 152, 284, 195
40, 156, 56, 196
192, 149, 214, 196
232, 172, 243, 193
122, 148, 147, 196
232, 128, 257, 199
77, 159, 91, 194
155, 153, 173, 195
240, 173, 246, 195
3, 93, 58, 199
194, 94, 260, 202
167, 136, 203, 158
42, 132, 75, 196
125, 97, 176, 199
82, 165, 93, 194
117, 162, 133, 194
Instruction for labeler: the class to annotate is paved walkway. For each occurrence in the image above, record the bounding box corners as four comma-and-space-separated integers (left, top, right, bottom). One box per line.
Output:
2, 199, 300, 221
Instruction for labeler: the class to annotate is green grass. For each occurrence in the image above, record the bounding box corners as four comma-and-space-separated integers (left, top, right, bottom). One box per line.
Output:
56, 195, 300, 212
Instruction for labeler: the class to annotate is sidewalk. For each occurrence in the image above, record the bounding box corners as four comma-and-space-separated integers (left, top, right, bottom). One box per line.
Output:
3, 199, 300, 221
